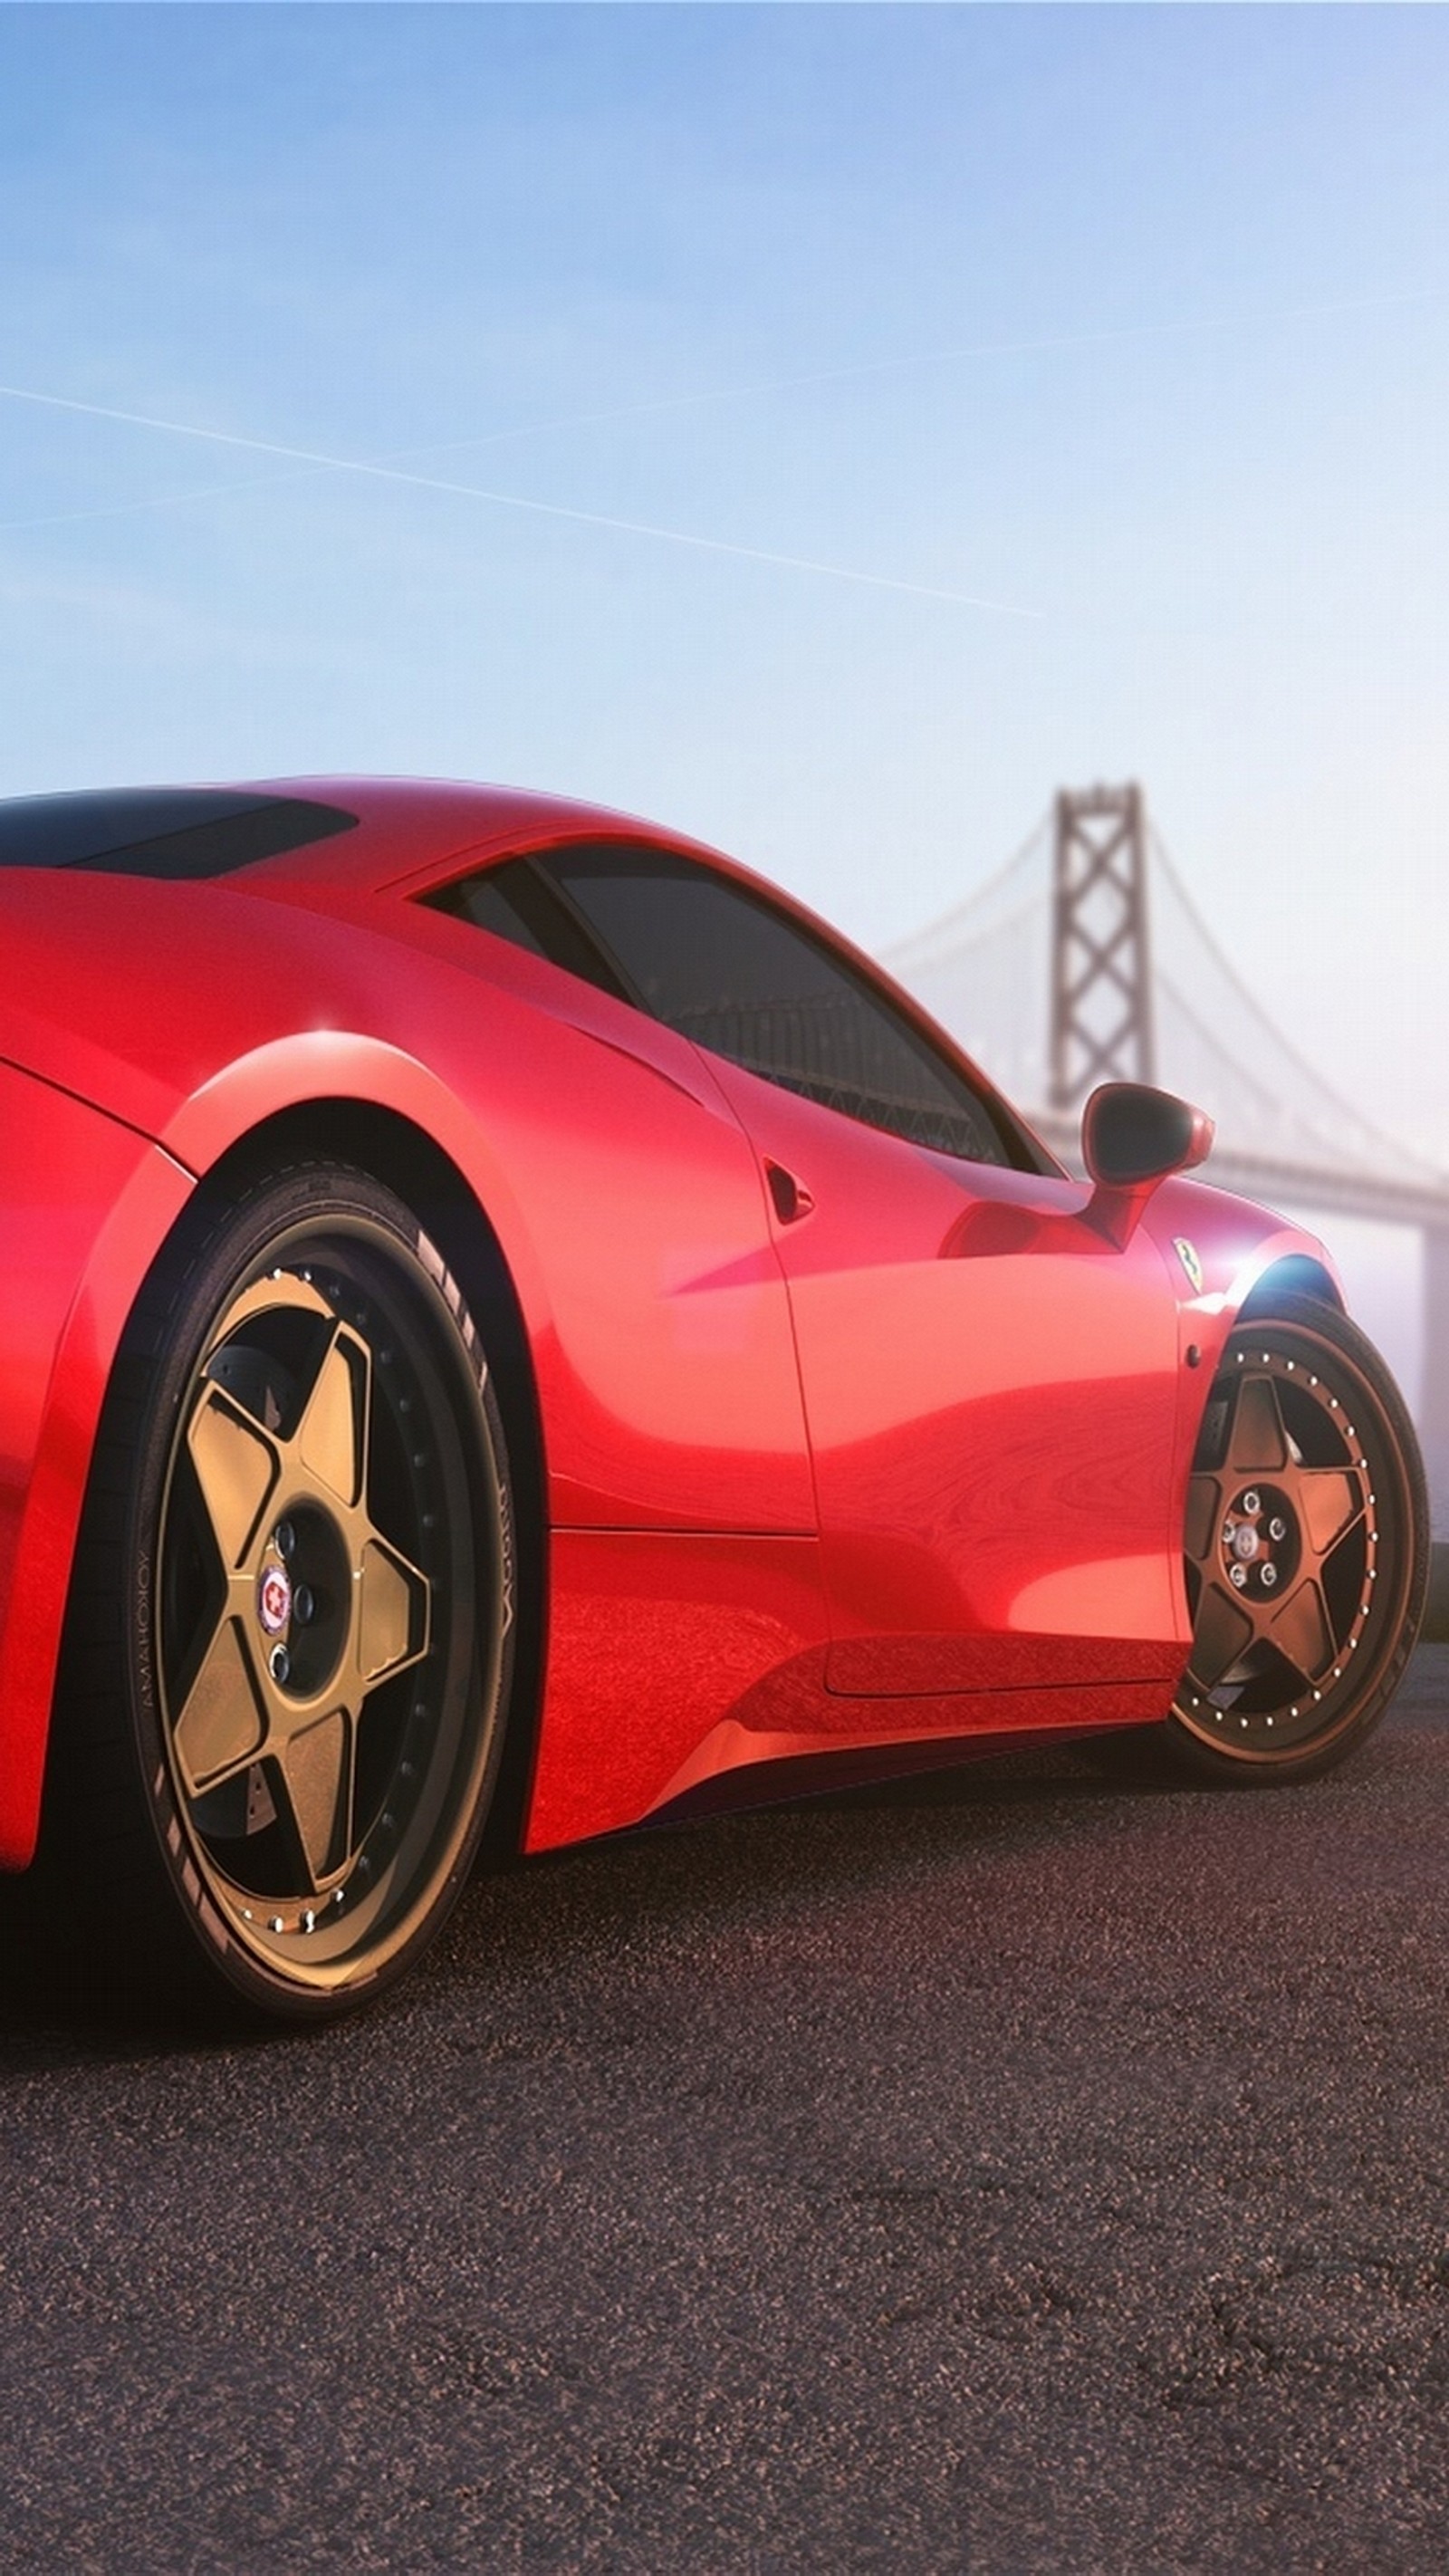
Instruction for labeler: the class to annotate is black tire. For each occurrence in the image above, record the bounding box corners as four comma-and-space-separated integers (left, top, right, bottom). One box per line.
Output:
41, 1160, 515, 2023
1163, 1290, 1428, 1783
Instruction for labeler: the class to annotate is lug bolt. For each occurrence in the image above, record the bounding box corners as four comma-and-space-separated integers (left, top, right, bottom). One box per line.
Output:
293, 1584, 315, 1626
1269, 1516, 1287, 1542
1242, 1490, 1262, 1517
1261, 1563, 1279, 1590
269, 1644, 291, 1685
1230, 1564, 1248, 1590
274, 1519, 296, 1562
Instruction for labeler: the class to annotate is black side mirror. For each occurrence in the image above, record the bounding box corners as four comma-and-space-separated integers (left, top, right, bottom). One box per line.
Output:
1080, 1082, 1214, 1245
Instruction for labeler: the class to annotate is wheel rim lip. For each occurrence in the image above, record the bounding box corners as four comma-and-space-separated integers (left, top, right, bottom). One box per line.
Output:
1174, 1319, 1406, 1760
151, 1211, 501, 1992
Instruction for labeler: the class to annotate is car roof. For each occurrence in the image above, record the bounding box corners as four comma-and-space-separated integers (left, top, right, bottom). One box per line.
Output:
0, 774, 714, 895
235, 775, 718, 892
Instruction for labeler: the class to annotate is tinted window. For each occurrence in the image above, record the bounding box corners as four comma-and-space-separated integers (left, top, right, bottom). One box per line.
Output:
423, 860, 628, 999
542, 845, 1010, 1165
0, 789, 357, 879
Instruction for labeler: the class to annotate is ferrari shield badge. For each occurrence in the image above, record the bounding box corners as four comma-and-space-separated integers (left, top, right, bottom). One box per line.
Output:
1173, 1236, 1204, 1293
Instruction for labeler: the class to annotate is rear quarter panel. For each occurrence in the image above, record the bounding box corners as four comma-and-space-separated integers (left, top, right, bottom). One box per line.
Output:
0, 864, 819, 1860
0, 1065, 191, 1864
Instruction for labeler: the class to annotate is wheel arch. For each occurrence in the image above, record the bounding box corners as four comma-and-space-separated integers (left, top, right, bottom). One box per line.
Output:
1166, 1277, 1428, 1782
1236, 1254, 1345, 1320
22, 1097, 548, 1877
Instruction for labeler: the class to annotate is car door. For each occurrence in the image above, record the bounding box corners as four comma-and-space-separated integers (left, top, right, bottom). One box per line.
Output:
531, 841, 1189, 1701
399, 857, 817, 1537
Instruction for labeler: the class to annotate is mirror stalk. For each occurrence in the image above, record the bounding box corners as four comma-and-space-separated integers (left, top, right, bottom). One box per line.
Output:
1080, 1175, 1163, 1249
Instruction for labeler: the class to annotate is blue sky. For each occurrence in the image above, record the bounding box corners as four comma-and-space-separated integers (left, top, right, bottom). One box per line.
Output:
3, 1, 1448, 1275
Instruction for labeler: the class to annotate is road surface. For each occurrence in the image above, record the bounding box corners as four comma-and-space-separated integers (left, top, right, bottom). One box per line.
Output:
2, 1652, 1447, 2571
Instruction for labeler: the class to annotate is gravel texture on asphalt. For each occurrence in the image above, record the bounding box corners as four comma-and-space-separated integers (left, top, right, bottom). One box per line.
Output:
2, 1651, 1448, 2573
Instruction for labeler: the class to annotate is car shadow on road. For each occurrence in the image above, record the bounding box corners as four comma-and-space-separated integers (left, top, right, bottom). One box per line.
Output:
2, 1648, 1444, 2064
0, 1724, 1185, 2063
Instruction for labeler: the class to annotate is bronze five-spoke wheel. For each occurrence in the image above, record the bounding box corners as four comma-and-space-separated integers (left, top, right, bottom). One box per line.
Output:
1166, 1291, 1427, 1781
48, 1163, 515, 2022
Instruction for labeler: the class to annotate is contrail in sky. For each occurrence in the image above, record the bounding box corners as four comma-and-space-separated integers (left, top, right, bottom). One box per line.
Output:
405, 282, 1449, 456
0, 380, 1039, 617
1, 284, 1436, 601
0, 463, 335, 538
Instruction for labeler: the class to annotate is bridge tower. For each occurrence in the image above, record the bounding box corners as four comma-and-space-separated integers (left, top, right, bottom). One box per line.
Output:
1049, 783, 1155, 1109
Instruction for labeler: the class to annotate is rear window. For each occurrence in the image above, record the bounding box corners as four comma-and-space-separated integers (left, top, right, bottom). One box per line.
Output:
0, 790, 357, 879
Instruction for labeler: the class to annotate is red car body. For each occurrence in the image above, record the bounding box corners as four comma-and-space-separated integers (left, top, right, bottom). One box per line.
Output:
0, 777, 1339, 1875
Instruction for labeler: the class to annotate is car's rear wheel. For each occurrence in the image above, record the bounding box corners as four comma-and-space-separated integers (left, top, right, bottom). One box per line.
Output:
1165, 1291, 1427, 1781
44, 1162, 514, 2022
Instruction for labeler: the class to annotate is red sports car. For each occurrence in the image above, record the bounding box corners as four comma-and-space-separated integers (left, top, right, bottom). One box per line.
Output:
0, 779, 1427, 2020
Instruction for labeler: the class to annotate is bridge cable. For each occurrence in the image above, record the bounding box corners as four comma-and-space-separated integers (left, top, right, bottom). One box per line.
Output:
1149, 825, 1446, 1187
878, 809, 1051, 974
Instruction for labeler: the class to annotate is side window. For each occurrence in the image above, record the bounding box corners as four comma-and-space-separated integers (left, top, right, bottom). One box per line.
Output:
422, 858, 629, 1001
538, 845, 1012, 1167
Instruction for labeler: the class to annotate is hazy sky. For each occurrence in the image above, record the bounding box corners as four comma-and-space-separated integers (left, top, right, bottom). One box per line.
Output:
3, 2, 1448, 1198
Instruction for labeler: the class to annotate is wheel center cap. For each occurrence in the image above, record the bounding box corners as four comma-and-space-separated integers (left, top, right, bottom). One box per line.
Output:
1221, 1483, 1300, 1598
257, 1562, 293, 1637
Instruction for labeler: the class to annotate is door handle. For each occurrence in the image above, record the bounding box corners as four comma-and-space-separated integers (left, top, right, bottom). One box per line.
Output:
765, 1161, 815, 1225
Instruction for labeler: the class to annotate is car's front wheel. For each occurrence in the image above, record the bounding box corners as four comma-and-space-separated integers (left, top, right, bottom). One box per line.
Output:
45, 1161, 515, 2022
1165, 1291, 1427, 1781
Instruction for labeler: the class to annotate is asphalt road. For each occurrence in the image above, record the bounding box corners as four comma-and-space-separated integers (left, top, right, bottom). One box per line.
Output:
3, 1655, 1449, 2574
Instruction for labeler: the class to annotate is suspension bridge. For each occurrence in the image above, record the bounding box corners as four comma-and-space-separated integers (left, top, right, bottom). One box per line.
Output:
878, 784, 1449, 1531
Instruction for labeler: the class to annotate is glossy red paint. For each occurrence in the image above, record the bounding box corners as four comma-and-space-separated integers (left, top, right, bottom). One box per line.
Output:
0, 1063, 192, 1865
0, 776, 1344, 1870
525, 1532, 828, 1850
701, 1059, 1190, 1697
526, 1531, 1179, 1852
